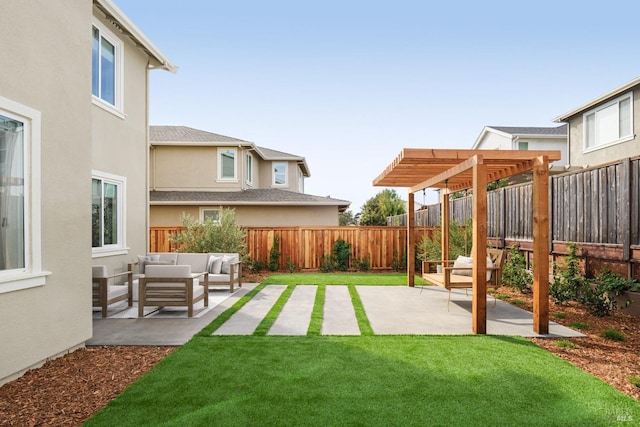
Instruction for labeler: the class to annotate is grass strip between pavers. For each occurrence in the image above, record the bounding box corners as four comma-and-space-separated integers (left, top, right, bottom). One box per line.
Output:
307, 284, 325, 336
348, 284, 373, 335
253, 284, 295, 336
196, 282, 268, 337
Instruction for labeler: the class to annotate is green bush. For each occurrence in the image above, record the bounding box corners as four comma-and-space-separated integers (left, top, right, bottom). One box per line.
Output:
391, 250, 406, 272
332, 239, 352, 271
285, 257, 299, 273
245, 257, 265, 273
550, 243, 585, 305
502, 244, 533, 293
353, 255, 371, 272
593, 269, 640, 297
169, 209, 247, 256
319, 255, 336, 273
601, 328, 626, 342
416, 219, 472, 262
268, 234, 280, 271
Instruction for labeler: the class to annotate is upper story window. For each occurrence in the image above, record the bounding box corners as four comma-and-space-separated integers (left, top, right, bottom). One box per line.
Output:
245, 153, 253, 185
273, 162, 287, 186
218, 148, 237, 181
92, 22, 123, 114
584, 92, 633, 152
92, 171, 126, 256
0, 96, 47, 293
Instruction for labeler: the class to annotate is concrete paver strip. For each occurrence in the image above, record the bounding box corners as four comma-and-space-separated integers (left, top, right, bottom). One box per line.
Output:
213, 284, 287, 335
322, 285, 360, 335
268, 285, 317, 336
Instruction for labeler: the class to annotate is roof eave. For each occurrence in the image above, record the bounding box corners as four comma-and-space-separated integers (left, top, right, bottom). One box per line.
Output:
553, 76, 640, 122
94, 0, 177, 73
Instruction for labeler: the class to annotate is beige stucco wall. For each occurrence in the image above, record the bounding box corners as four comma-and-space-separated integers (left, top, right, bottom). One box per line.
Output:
151, 205, 340, 227
91, 7, 151, 275
567, 87, 640, 167
0, 0, 93, 384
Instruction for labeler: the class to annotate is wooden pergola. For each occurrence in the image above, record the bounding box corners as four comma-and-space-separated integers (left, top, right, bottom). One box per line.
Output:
373, 149, 561, 334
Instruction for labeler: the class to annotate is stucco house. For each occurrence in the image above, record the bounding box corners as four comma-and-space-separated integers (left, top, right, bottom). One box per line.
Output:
473, 125, 568, 169
149, 125, 350, 226
554, 76, 640, 168
0, 0, 174, 385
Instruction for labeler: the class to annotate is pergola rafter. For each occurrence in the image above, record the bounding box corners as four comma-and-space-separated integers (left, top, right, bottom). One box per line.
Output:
373, 148, 561, 335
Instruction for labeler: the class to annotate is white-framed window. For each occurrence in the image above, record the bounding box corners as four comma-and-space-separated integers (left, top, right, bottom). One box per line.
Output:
518, 141, 529, 151
273, 162, 287, 186
0, 96, 48, 294
92, 21, 124, 116
218, 148, 237, 181
245, 153, 253, 185
200, 208, 221, 224
92, 171, 126, 257
583, 92, 634, 152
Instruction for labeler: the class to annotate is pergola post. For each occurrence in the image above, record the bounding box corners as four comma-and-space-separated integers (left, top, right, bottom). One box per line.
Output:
441, 191, 450, 269
407, 191, 415, 287
472, 156, 487, 334
533, 156, 550, 334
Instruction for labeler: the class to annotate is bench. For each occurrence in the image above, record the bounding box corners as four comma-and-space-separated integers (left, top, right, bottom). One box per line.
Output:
422, 249, 506, 308
128, 252, 242, 301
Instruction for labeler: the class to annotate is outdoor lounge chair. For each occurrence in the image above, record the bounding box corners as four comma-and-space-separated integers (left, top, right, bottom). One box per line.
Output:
422, 248, 506, 309
92, 265, 133, 317
138, 265, 209, 317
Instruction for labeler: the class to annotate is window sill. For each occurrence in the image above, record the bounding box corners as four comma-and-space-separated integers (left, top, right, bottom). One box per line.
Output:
583, 134, 635, 154
92, 96, 126, 120
92, 247, 130, 258
0, 271, 51, 295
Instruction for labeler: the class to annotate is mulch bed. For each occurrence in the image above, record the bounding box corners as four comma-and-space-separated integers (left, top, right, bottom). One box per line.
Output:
1, 281, 638, 426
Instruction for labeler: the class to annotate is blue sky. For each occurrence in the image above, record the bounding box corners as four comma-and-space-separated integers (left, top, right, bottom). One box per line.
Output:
116, 0, 640, 211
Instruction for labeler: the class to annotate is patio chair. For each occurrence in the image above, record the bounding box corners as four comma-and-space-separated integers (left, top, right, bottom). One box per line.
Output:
92, 265, 133, 317
138, 265, 209, 317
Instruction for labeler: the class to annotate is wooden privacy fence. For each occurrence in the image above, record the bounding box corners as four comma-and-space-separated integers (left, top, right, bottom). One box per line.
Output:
150, 226, 436, 271
389, 155, 640, 277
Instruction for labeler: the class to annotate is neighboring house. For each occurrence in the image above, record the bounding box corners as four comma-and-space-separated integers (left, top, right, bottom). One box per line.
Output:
0, 0, 174, 385
472, 125, 569, 170
554, 76, 640, 168
149, 126, 350, 226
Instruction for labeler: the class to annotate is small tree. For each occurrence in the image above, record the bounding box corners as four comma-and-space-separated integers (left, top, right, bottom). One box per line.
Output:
360, 189, 406, 226
332, 239, 352, 271
268, 234, 280, 271
169, 208, 247, 256
502, 244, 532, 293
416, 219, 471, 262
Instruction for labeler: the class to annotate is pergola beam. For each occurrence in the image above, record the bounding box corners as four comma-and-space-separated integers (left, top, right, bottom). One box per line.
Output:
409, 156, 479, 193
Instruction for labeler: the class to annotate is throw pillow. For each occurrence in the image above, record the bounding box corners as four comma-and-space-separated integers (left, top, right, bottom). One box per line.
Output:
486, 255, 494, 282
137, 254, 160, 274
452, 255, 473, 276
208, 255, 223, 274
220, 255, 233, 274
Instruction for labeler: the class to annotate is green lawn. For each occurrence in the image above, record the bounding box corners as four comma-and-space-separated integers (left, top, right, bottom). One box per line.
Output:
262, 272, 428, 286
86, 274, 640, 426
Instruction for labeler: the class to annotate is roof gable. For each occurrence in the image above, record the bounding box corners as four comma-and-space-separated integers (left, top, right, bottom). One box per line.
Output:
472, 125, 567, 149
554, 76, 640, 122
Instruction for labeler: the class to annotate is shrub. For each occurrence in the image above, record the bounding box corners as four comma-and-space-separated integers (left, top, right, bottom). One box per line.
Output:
391, 250, 406, 272
169, 209, 247, 256
416, 219, 471, 262
268, 234, 280, 271
285, 257, 299, 273
550, 243, 586, 305
319, 255, 336, 273
601, 328, 626, 341
502, 244, 533, 293
332, 239, 352, 271
353, 255, 371, 272
245, 257, 265, 273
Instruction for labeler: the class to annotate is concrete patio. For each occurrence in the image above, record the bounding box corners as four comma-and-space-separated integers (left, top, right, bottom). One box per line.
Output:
88, 283, 583, 346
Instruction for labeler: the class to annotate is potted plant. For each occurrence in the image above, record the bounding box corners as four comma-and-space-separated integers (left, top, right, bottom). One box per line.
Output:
593, 269, 640, 318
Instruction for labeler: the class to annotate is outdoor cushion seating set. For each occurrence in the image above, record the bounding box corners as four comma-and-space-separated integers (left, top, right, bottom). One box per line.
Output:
92, 252, 241, 318
422, 248, 506, 309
